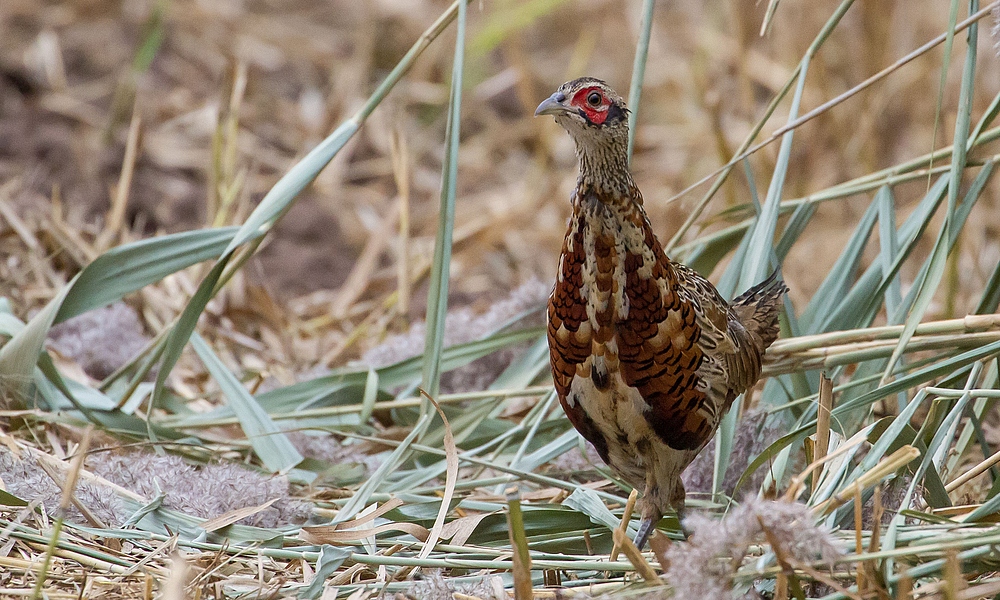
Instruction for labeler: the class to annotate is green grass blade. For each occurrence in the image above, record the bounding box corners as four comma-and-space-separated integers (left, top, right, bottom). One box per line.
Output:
336, 412, 433, 523
683, 226, 748, 276
881, 0, 978, 384
359, 368, 379, 425
171, 327, 545, 422
820, 175, 948, 333
56, 227, 238, 323
774, 202, 817, 262
798, 194, 880, 332
708, 170, 763, 497
151, 258, 230, 417
927, 0, 962, 183
332, 2, 470, 519
37, 353, 114, 412
840, 390, 927, 496
969, 90, 1000, 145
735, 342, 1000, 498
876, 186, 902, 319
150, 0, 472, 413
736, 54, 808, 290
882, 364, 981, 572
0, 224, 238, 411
191, 333, 302, 473
713, 54, 812, 500
421, 0, 468, 404
626, 0, 656, 163
562, 487, 623, 533
0, 281, 73, 401
666, 0, 853, 253
297, 546, 353, 599
665, 71, 799, 252
715, 168, 760, 298
976, 239, 1000, 314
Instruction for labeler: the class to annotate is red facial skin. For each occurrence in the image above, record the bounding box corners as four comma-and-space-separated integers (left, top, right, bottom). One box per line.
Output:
569, 86, 612, 125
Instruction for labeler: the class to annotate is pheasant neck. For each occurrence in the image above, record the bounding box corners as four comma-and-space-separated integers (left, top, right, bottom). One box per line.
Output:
574, 136, 638, 203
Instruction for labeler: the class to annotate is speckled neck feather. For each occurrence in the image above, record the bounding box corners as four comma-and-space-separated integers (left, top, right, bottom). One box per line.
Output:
555, 115, 637, 202
575, 129, 636, 201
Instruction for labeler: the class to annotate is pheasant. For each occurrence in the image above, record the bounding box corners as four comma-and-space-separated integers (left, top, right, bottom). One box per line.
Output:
535, 78, 787, 549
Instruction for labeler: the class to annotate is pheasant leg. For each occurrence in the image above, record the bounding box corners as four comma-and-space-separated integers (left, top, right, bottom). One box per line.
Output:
633, 510, 660, 550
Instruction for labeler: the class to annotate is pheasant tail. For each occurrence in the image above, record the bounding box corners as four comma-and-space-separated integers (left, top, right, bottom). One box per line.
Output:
731, 269, 787, 352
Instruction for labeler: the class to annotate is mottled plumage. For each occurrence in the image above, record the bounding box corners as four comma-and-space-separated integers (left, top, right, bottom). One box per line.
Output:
536, 78, 787, 548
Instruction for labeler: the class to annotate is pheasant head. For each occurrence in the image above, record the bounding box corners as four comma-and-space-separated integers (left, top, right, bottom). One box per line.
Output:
535, 77, 634, 198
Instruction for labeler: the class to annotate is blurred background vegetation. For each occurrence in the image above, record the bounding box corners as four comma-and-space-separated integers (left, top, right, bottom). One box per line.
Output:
4, 0, 996, 342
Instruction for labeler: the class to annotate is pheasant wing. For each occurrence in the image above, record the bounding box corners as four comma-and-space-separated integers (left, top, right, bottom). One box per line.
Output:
547, 214, 611, 462
672, 262, 767, 394
616, 235, 769, 451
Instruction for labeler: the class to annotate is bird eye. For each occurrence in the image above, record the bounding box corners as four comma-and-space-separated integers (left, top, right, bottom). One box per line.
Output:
587, 91, 602, 106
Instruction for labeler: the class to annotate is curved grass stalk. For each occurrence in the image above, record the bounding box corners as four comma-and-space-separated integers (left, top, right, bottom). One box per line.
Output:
626, 0, 656, 163
421, 0, 468, 405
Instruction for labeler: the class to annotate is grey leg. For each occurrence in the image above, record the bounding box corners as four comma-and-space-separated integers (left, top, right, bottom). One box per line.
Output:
633, 515, 657, 549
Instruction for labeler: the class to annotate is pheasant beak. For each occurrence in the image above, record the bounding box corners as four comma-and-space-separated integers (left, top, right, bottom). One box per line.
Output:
534, 92, 569, 117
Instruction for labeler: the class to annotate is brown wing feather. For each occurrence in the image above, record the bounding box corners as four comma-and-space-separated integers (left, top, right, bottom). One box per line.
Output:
618, 216, 784, 451
614, 217, 718, 450
549, 199, 784, 455
673, 262, 761, 394
547, 211, 611, 462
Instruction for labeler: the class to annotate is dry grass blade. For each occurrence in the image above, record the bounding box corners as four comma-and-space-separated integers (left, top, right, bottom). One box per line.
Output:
763, 330, 1000, 377
853, 483, 864, 590
332, 204, 400, 319
199, 499, 278, 533
758, 515, 799, 599
96, 108, 141, 253
611, 528, 659, 583
945, 447, 1000, 493
389, 127, 412, 316
610, 488, 638, 562
955, 580, 1000, 599
31, 426, 93, 599
812, 446, 921, 516
815, 373, 833, 467
664, 0, 999, 213
768, 314, 1000, 355
0, 180, 40, 253
648, 531, 671, 572
944, 548, 967, 598
161, 553, 187, 600
333, 498, 404, 530
506, 486, 532, 600
769, 1, 999, 141
417, 390, 459, 560
300, 521, 429, 544
34, 459, 106, 529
